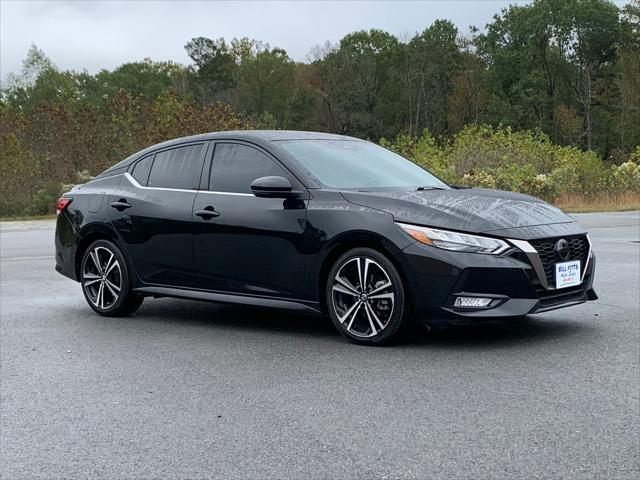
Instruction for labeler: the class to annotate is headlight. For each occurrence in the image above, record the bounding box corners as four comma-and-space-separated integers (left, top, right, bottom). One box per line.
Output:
397, 223, 510, 255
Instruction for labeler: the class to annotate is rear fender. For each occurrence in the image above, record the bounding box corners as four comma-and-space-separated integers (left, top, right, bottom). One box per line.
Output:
75, 223, 143, 288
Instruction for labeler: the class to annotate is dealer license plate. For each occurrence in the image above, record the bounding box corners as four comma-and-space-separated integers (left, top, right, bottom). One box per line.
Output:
555, 260, 581, 289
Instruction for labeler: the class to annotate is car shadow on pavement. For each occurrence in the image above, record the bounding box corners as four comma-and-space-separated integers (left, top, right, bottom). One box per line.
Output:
403, 315, 592, 350
120, 297, 594, 349
131, 298, 339, 338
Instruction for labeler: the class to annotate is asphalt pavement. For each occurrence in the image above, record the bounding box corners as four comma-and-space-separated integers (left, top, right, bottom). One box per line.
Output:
1, 212, 639, 479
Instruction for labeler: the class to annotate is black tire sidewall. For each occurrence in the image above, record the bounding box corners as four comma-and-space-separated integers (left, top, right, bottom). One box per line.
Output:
325, 247, 408, 346
80, 239, 133, 317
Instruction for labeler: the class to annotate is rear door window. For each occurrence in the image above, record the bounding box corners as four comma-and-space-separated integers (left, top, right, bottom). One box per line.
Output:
147, 144, 205, 190
209, 143, 287, 194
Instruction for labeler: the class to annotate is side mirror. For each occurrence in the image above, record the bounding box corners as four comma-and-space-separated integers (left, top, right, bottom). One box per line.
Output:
251, 176, 296, 198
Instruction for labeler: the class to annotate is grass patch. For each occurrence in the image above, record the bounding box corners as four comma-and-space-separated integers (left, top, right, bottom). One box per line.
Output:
555, 193, 640, 213
0, 214, 57, 222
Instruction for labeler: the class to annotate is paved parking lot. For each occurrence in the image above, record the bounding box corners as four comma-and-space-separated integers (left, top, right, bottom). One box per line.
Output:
1, 212, 639, 479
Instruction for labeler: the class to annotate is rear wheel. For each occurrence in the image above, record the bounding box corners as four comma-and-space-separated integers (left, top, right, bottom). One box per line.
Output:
326, 247, 409, 346
80, 239, 143, 316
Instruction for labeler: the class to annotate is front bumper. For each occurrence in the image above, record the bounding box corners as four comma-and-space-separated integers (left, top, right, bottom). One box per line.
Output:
396, 237, 597, 324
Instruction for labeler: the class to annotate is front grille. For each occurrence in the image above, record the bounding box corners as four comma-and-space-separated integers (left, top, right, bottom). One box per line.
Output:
529, 235, 590, 288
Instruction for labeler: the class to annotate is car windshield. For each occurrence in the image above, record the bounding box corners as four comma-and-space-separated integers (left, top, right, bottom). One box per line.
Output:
277, 139, 448, 190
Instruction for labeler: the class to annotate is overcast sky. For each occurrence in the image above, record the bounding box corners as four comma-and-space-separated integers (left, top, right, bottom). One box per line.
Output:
0, 0, 630, 78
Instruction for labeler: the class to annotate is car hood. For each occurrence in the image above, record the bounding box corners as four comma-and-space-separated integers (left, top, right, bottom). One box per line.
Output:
341, 188, 575, 235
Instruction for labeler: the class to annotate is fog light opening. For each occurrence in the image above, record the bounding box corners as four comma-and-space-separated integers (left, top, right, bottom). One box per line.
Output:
454, 296, 493, 308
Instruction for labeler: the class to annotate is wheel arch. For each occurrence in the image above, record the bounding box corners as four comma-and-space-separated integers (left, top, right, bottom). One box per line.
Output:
316, 231, 411, 313
74, 224, 121, 280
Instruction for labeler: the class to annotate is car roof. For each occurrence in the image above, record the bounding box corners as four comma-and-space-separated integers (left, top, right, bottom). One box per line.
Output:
155, 130, 359, 144
101, 130, 361, 176
221, 130, 359, 141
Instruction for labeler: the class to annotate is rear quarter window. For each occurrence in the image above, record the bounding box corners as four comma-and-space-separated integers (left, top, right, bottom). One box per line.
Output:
130, 155, 153, 186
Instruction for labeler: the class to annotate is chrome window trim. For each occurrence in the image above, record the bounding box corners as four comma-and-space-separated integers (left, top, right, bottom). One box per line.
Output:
199, 190, 254, 197
508, 236, 592, 291
124, 172, 196, 193
124, 172, 254, 197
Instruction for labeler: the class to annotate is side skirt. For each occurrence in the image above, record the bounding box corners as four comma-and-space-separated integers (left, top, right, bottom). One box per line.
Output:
133, 286, 322, 314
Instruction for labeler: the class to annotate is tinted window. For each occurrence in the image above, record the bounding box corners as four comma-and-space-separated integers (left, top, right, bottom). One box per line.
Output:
210, 143, 286, 193
131, 155, 153, 186
147, 144, 204, 190
278, 140, 448, 190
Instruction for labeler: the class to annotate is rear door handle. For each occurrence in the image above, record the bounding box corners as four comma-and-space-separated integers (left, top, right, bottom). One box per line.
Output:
110, 199, 131, 211
195, 206, 220, 219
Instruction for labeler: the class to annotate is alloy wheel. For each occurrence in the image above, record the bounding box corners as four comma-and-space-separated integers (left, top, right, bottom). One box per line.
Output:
82, 246, 122, 310
331, 256, 395, 338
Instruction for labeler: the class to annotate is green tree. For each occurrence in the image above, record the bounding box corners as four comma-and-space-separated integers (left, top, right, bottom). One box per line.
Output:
233, 43, 296, 123
476, 0, 622, 153
406, 20, 461, 137
3, 44, 55, 101
446, 52, 489, 132
312, 30, 402, 137
184, 37, 236, 106
80, 60, 179, 107
563, 0, 621, 151
616, 1, 640, 153
475, 1, 572, 135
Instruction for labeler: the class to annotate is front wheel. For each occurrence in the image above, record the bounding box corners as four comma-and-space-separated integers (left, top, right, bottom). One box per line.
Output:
80, 239, 143, 317
325, 247, 409, 346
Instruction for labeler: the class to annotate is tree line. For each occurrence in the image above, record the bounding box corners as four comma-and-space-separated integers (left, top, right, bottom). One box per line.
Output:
1, 0, 639, 215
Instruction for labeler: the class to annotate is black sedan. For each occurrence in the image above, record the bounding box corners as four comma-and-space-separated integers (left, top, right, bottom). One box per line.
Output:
55, 130, 597, 345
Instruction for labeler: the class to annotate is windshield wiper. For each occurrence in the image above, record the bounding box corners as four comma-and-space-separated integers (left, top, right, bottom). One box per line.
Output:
416, 186, 445, 191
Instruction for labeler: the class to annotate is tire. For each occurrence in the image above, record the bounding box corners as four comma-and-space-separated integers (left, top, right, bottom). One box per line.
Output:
325, 247, 409, 346
80, 239, 144, 317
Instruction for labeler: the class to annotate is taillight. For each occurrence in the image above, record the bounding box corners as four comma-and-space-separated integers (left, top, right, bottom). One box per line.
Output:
56, 197, 72, 215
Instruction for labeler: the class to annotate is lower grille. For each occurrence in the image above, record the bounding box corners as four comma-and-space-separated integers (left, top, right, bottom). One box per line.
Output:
529, 235, 590, 288
537, 284, 587, 309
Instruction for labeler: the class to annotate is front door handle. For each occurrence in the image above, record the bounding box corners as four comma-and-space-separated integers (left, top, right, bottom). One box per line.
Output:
110, 199, 131, 211
195, 206, 220, 219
